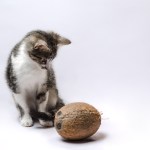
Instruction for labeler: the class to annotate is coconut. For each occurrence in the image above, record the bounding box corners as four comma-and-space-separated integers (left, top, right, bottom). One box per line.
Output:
54, 102, 101, 140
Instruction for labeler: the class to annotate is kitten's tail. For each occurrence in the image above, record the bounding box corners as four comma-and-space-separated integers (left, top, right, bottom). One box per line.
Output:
30, 98, 65, 121
30, 110, 55, 121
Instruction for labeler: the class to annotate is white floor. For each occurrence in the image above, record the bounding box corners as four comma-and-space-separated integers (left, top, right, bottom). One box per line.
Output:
0, 0, 150, 150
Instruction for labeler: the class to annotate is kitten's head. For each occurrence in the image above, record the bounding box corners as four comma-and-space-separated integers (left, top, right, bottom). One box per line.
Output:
26, 30, 71, 69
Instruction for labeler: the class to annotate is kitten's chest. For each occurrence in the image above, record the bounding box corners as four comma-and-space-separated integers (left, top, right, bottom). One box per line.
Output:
15, 62, 47, 91
21, 68, 46, 87
11, 51, 49, 92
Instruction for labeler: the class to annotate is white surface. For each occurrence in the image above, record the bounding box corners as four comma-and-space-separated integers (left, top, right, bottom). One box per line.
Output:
0, 0, 150, 149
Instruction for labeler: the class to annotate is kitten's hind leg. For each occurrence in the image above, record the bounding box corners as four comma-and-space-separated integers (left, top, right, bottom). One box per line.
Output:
37, 91, 53, 127
37, 88, 58, 127
13, 93, 33, 127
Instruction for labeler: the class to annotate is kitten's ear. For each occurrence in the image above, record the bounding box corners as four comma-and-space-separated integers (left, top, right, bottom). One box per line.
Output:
49, 32, 71, 46
57, 36, 71, 46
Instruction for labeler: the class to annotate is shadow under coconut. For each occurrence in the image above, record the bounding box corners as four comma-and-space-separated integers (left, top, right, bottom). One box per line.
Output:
61, 132, 107, 144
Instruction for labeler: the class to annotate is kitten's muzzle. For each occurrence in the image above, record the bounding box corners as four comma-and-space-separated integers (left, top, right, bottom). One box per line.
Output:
41, 59, 47, 64
41, 56, 53, 70
41, 58, 49, 69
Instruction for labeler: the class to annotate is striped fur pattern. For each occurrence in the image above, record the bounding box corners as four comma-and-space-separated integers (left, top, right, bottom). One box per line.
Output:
5, 30, 71, 127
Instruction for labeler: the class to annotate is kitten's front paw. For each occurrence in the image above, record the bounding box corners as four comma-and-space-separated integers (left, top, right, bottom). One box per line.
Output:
39, 120, 53, 127
20, 116, 33, 127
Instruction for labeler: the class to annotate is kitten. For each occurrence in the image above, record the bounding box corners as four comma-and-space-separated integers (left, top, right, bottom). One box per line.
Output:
5, 30, 71, 127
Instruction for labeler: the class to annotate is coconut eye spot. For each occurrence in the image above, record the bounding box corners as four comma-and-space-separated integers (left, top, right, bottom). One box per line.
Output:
57, 111, 62, 116
56, 122, 62, 130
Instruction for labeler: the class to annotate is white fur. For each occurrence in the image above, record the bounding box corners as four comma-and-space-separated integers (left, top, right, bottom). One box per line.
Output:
11, 43, 53, 127
13, 93, 33, 127
48, 88, 58, 107
11, 43, 47, 93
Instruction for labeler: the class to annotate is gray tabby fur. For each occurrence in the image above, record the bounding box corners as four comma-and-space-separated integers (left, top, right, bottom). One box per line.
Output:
5, 30, 71, 127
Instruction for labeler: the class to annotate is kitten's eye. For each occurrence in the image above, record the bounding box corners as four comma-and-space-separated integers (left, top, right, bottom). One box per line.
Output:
36, 56, 42, 59
32, 54, 42, 59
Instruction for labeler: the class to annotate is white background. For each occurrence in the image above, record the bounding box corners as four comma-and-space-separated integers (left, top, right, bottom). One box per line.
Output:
0, 0, 150, 150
